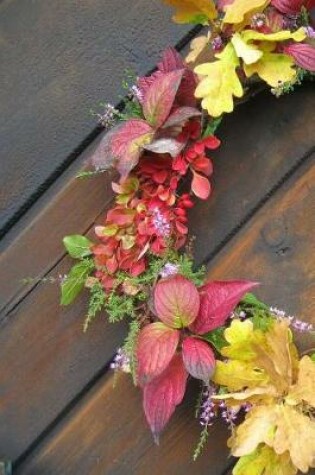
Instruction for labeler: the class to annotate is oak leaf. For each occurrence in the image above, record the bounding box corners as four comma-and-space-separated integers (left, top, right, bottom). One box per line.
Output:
163, 0, 217, 24
244, 52, 296, 87
233, 445, 297, 475
195, 43, 244, 117
223, 0, 270, 25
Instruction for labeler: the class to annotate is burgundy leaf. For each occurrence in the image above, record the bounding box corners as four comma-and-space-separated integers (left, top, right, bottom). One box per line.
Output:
143, 354, 188, 443
182, 337, 216, 384
176, 69, 198, 108
271, 0, 315, 13
143, 70, 185, 128
154, 275, 200, 328
162, 106, 201, 128
144, 137, 186, 157
190, 280, 259, 335
284, 43, 315, 72
110, 119, 154, 178
157, 46, 186, 72
191, 171, 211, 200
137, 322, 180, 385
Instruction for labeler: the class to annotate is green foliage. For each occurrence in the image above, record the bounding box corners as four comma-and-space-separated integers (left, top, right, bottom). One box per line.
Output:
63, 235, 93, 259
123, 319, 141, 384
84, 282, 106, 332
76, 169, 108, 179
193, 425, 209, 461
203, 327, 227, 352
60, 259, 94, 306
241, 293, 269, 311
106, 291, 138, 323
271, 69, 312, 98
202, 116, 222, 138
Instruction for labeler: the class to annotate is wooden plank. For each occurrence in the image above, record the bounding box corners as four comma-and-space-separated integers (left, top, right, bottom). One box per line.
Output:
1, 84, 314, 314
0, 86, 313, 460
15, 157, 314, 475
0, 0, 189, 234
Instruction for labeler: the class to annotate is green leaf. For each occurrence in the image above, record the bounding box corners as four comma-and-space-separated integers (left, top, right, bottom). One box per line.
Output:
63, 235, 93, 259
242, 293, 269, 311
310, 353, 315, 363
202, 117, 222, 138
203, 327, 227, 352
61, 260, 94, 305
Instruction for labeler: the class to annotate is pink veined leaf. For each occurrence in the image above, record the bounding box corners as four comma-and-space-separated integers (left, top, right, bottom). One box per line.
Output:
191, 171, 211, 200
271, 0, 315, 14
157, 46, 186, 72
284, 43, 315, 72
154, 275, 200, 328
176, 69, 198, 108
137, 322, 180, 385
110, 119, 154, 178
162, 106, 201, 128
190, 280, 259, 335
144, 137, 186, 157
182, 337, 216, 384
143, 354, 188, 443
90, 125, 121, 172
142, 69, 185, 128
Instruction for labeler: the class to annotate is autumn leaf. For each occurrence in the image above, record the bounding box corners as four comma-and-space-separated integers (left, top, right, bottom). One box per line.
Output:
163, 0, 218, 24
195, 43, 244, 117
143, 70, 185, 128
162, 106, 201, 128
286, 356, 315, 407
244, 52, 296, 87
271, 0, 315, 14
241, 28, 306, 43
231, 33, 263, 65
191, 171, 211, 199
190, 281, 258, 335
137, 322, 180, 384
182, 336, 215, 383
154, 275, 200, 328
186, 35, 210, 63
233, 445, 297, 475
223, 0, 270, 25
213, 360, 268, 391
143, 354, 188, 443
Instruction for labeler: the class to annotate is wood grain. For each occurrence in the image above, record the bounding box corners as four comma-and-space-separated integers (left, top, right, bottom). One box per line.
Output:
0, 0, 189, 234
14, 156, 314, 475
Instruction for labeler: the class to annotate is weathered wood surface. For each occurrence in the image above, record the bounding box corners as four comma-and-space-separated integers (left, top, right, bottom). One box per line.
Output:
14, 155, 314, 475
0, 0, 189, 236
1, 85, 314, 465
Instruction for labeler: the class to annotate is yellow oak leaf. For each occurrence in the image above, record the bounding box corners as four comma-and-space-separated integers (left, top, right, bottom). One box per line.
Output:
163, 0, 217, 24
194, 43, 243, 117
213, 385, 278, 406
244, 52, 296, 87
213, 360, 268, 391
272, 405, 315, 473
221, 319, 257, 361
185, 34, 210, 63
231, 33, 263, 65
286, 356, 315, 407
242, 28, 306, 44
223, 0, 270, 25
233, 445, 297, 475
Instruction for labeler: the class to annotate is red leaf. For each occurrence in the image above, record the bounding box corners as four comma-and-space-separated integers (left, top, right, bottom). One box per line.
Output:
193, 157, 213, 176
143, 354, 188, 442
182, 337, 216, 384
284, 43, 315, 72
106, 208, 135, 226
203, 135, 221, 150
162, 106, 201, 128
143, 70, 185, 128
190, 281, 259, 335
137, 323, 180, 385
271, 0, 315, 14
109, 119, 154, 178
157, 46, 186, 72
191, 171, 211, 200
154, 275, 200, 328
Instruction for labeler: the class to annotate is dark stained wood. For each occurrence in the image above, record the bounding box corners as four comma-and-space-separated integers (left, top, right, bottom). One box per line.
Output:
0, 86, 313, 461
15, 156, 314, 475
0, 0, 190, 234
1, 84, 314, 314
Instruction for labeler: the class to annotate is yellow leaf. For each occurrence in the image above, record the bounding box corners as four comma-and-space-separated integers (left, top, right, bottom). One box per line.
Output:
229, 405, 278, 456
233, 445, 297, 475
194, 43, 243, 117
272, 405, 315, 473
221, 319, 257, 360
213, 385, 278, 406
286, 356, 315, 407
231, 33, 263, 65
244, 52, 296, 87
213, 360, 268, 391
163, 0, 217, 24
242, 28, 306, 44
185, 34, 210, 63
223, 0, 269, 25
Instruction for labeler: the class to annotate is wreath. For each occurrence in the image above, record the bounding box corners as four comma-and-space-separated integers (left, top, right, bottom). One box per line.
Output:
60, 1, 315, 473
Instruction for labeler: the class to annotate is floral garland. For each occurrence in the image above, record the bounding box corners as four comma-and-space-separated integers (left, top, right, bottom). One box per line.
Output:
60, 1, 315, 474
